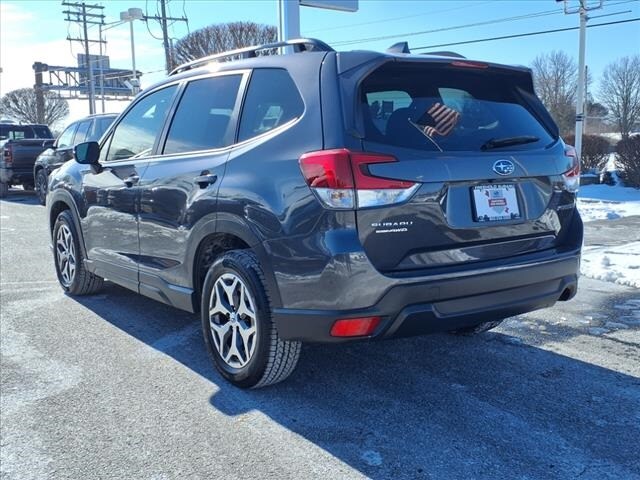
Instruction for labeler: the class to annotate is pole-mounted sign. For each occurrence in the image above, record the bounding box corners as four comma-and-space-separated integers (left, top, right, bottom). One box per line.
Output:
279, 0, 358, 43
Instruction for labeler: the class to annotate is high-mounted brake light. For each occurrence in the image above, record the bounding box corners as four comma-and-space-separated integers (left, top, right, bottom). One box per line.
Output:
299, 149, 420, 209
562, 145, 580, 193
450, 60, 489, 69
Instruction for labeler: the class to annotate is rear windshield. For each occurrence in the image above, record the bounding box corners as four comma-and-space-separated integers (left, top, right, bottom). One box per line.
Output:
0, 125, 52, 140
360, 63, 555, 152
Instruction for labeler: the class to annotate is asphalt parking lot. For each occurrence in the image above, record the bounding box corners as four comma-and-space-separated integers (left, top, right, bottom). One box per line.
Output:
1, 190, 639, 480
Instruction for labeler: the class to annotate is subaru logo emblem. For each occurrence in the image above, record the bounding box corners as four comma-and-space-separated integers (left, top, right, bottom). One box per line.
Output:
493, 160, 515, 176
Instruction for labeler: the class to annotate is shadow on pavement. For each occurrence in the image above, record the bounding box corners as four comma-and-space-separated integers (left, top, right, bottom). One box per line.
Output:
0, 189, 40, 205
73, 282, 640, 479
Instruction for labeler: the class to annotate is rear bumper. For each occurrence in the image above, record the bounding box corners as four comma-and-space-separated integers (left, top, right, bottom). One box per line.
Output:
272, 252, 579, 342
0, 167, 33, 184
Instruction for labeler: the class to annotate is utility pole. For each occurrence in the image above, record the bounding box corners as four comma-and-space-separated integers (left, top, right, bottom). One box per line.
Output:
63, 2, 105, 114
562, 0, 602, 160
143, 0, 188, 73
583, 65, 589, 135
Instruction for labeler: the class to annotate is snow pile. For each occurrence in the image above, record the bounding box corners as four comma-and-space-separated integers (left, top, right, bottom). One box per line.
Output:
581, 242, 640, 288
577, 183, 640, 222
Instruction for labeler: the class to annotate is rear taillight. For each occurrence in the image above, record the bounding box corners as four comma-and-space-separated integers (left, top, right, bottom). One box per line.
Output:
3, 144, 13, 167
562, 145, 580, 193
299, 149, 420, 209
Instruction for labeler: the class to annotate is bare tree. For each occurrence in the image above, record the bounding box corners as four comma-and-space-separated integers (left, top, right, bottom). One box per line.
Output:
173, 21, 278, 67
0, 88, 69, 126
531, 51, 578, 136
599, 55, 640, 139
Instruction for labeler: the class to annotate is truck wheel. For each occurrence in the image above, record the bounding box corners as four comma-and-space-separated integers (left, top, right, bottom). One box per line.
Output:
452, 320, 503, 336
53, 210, 104, 295
0, 182, 7, 198
35, 170, 48, 205
201, 250, 301, 389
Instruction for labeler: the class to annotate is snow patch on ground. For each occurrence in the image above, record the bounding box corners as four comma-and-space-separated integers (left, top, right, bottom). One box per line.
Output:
581, 242, 640, 288
577, 183, 640, 222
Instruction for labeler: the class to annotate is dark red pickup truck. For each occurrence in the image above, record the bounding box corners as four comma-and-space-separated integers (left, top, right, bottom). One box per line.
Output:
0, 123, 54, 197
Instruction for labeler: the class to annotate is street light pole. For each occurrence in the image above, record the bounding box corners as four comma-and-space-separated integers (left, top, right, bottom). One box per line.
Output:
129, 18, 137, 94
99, 23, 105, 113
120, 8, 143, 95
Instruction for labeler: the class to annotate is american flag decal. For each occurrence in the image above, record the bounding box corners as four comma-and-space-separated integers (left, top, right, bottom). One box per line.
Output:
419, 103, 460, 137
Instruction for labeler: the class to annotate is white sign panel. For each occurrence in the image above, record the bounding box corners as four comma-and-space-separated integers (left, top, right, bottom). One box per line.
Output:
299, 0, 358, 12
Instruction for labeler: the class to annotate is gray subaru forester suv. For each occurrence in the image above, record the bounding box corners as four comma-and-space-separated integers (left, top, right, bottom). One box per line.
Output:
47, 39, 582, 388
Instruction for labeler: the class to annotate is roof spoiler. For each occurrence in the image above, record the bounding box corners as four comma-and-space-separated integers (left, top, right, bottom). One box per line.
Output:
386, 42, 411, 54
421, 51, 466, 59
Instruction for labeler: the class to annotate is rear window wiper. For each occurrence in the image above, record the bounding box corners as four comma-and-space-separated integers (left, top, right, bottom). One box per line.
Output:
480, 135, 539, 151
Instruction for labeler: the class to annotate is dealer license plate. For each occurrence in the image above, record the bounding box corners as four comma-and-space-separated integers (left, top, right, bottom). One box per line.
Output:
472, 184, 521, 222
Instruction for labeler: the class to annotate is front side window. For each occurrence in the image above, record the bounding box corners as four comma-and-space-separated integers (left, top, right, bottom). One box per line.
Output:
238, 69, 304, 142
163, 75, 242, 154
107, 85, 177, 161
57, 124, 77, 148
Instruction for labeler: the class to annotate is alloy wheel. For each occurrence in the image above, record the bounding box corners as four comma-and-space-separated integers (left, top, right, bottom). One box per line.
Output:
56, 224, 76, 287
36, 172, 47, 203
208, 273, 258, 369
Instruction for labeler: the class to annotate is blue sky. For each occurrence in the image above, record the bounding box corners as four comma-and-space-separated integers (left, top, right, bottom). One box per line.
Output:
1, 0, 639, 122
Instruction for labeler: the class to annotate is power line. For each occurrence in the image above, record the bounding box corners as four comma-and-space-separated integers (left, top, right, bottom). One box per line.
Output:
331, 8, 563, 46
304, 1, 495, 34
143, 0, 188, 73
329, 0, 638, 47
412, 17, 640, 50
62, 1, 105, 115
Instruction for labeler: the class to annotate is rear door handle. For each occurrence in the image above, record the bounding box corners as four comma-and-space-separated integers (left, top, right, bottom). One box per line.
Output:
124, 175, 139, 187
194, 174, 218, 188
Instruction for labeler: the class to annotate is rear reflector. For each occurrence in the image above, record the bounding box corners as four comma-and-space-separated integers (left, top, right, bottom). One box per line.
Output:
299, 149, 419, 209
562, 144, 580, 193
330, 316, 381, 337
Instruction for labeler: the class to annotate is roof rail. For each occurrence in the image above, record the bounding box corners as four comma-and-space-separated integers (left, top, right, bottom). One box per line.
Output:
387, 42, 410, 54
420, 51, 466, 59
169, 38, 334, 76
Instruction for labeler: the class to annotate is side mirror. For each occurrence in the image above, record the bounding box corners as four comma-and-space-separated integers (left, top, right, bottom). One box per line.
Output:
74, 141, 100, 166
42, 139, 55, 148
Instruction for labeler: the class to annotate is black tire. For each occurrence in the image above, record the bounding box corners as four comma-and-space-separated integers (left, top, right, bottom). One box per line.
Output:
0, 182, 8, 198
452, 320, 503, 336
22, 182, 34, 191
35, 170, 48, 205
53, 210, 104, 295
201, 250, 301, 389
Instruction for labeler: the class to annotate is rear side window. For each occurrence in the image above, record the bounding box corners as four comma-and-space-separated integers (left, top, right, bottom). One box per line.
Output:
33, 126, 52, 138
238, 69, 303, 142
164, 74, 242, 154
360, 63, 555, 152
89, 116, 115, 141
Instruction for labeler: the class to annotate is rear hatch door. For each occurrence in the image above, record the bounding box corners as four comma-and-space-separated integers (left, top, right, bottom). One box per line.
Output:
352, 60, 575, 273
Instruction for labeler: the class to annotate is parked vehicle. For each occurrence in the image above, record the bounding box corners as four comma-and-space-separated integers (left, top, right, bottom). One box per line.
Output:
34, 113, 117, 205
47, 39, 583, 388
0, 123, 53, 198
